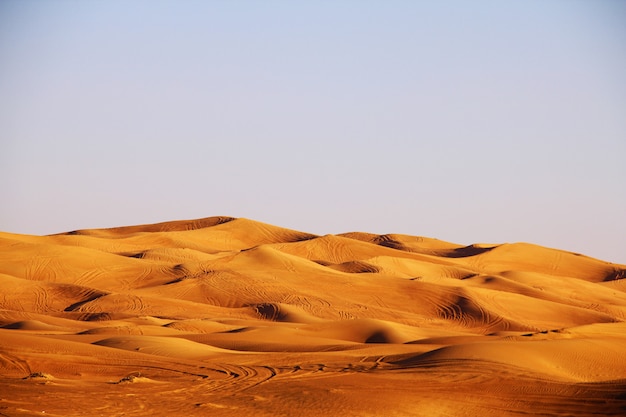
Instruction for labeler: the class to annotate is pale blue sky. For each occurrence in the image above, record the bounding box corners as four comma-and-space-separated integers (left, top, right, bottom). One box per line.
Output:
1, 1, 625, 263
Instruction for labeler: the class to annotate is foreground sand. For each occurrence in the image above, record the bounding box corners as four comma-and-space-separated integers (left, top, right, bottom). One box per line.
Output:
1, 216, 625, 416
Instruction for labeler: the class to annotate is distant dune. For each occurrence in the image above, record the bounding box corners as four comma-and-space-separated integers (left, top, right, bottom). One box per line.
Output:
1, 216, 625, 416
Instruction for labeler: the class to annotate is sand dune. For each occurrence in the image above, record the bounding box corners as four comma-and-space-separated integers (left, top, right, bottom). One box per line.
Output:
1, 216, 625, 416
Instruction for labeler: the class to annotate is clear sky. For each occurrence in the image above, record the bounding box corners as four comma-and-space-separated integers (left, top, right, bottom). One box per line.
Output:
1, 1, 625, 263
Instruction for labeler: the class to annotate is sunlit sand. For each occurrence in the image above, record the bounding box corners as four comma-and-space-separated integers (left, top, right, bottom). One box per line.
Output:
1, 216, 625, 416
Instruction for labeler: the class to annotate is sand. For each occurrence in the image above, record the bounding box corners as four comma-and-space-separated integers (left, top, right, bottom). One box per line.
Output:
0, 216, 625, 416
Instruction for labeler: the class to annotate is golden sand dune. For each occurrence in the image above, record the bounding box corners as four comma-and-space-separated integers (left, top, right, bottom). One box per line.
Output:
1, 216, 625, 416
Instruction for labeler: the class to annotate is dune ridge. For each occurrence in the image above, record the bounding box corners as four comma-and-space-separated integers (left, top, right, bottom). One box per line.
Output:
1, 216, 625, 416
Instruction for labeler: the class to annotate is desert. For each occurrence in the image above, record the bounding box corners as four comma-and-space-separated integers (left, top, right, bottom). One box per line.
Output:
1, 216, 625, 416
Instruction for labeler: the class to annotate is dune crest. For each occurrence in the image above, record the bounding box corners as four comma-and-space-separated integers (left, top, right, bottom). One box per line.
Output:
1, 216, 625, 416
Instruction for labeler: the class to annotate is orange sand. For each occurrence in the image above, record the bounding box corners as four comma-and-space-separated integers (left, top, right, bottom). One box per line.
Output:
1, 216, 625, 416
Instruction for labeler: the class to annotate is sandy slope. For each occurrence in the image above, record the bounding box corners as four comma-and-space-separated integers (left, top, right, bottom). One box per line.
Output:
0, 216, 625, 416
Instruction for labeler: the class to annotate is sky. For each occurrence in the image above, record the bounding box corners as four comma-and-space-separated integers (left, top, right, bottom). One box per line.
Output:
1, 0, 625, 263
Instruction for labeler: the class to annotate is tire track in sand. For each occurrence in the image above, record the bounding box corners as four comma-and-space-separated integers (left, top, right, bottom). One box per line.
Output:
194, 364, 277, 394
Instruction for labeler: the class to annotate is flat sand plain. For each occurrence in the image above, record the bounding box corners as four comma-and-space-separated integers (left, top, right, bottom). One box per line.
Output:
1, 216, 625, 416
